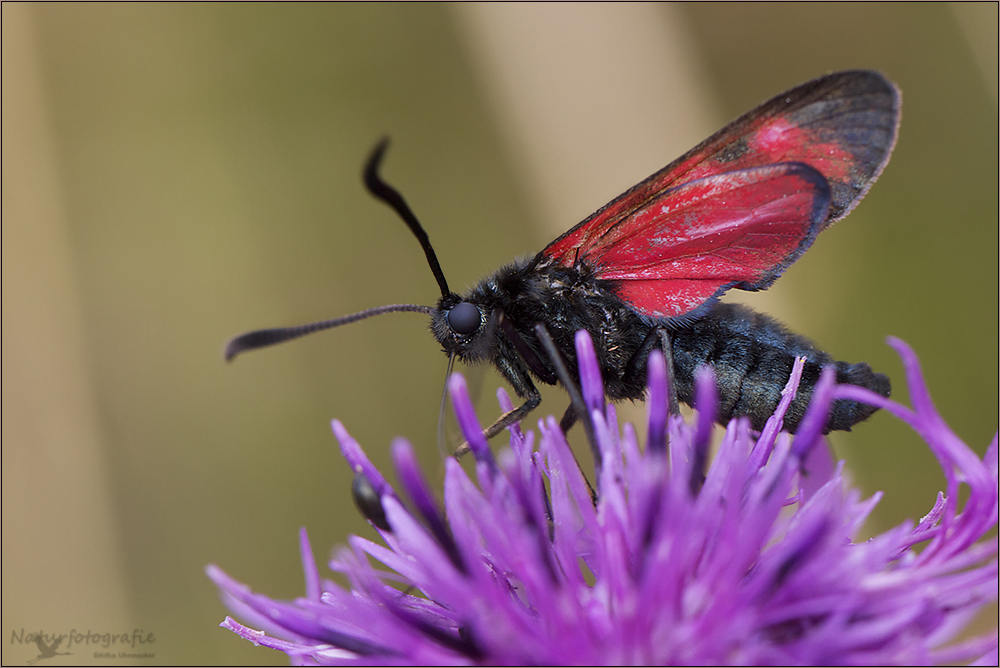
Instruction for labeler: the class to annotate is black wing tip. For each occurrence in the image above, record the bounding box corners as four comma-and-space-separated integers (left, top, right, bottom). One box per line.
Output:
787, 70, 901, 124
819, 68, 902, 132
803, 70, 902, 226
814, 69, 899, 98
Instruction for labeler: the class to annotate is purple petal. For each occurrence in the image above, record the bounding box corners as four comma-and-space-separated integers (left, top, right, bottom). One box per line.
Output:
448, 373, 493, 465
753, 356, 806, 470
496, 387, 524, 444
299, 527, 320, 602
791, 365, 836, 458
391, 438, 465, 573
692, 363, 717, 452
798, 437, 836, 501
575, 329, 605, 416
332, 419, 393, 497
689, 365, 717, 493
212, 336, 997, 665
646, 349, 667, 453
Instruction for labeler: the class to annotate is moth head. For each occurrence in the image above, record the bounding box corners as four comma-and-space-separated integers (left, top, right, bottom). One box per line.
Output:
431, 294, 494, 363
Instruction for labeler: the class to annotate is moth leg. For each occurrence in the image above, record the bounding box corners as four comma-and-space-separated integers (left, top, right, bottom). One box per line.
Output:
486, 389, 541, 440
623, 327, 680, 416
498, 315, 557, 384
559, 403, 578, 433
656, 327, 681, 416
452, 385, 539, 459
471, 312, 557, 445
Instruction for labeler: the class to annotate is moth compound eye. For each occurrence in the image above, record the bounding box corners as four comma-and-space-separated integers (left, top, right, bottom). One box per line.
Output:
447, 302, 481, 335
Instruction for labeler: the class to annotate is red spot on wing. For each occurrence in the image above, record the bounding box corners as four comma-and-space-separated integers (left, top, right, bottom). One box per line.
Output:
758, 122, 855, 187
679, 118, 854, 189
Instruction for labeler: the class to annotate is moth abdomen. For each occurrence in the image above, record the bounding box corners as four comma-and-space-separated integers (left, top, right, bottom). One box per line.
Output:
825, 361, 890, 432
671, 302, 889, 433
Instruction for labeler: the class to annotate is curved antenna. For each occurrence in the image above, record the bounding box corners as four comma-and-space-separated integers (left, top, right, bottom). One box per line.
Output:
364, 138, 451, 298
224, 303, 433, 361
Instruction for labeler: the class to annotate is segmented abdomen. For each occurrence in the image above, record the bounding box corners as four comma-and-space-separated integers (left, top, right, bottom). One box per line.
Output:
671, 302, 890, 433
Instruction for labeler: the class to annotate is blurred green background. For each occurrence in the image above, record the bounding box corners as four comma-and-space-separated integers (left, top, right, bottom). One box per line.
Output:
3, 4, 995, 665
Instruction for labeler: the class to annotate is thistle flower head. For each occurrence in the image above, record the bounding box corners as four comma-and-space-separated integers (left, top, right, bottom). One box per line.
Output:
208, 334, 998, 664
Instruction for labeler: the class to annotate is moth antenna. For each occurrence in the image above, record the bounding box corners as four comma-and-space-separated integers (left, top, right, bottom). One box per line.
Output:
224, 303, 433, 361
363, 138, 451, 298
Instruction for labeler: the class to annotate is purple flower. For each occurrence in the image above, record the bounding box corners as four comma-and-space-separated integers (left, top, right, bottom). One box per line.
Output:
208, 334, 998, 665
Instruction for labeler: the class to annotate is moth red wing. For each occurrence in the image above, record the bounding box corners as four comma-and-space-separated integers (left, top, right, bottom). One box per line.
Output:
542, 69, 900, 320
564, 163, 831, 319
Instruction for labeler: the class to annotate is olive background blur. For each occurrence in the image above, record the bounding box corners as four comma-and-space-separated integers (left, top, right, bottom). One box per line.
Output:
3, 4, 996, 665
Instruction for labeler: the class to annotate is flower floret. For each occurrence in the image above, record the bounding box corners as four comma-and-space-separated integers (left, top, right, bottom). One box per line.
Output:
208, 335, 997, 665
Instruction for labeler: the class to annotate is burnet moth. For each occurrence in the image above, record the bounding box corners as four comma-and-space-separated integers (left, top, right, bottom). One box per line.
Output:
226, 70, 899, 443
